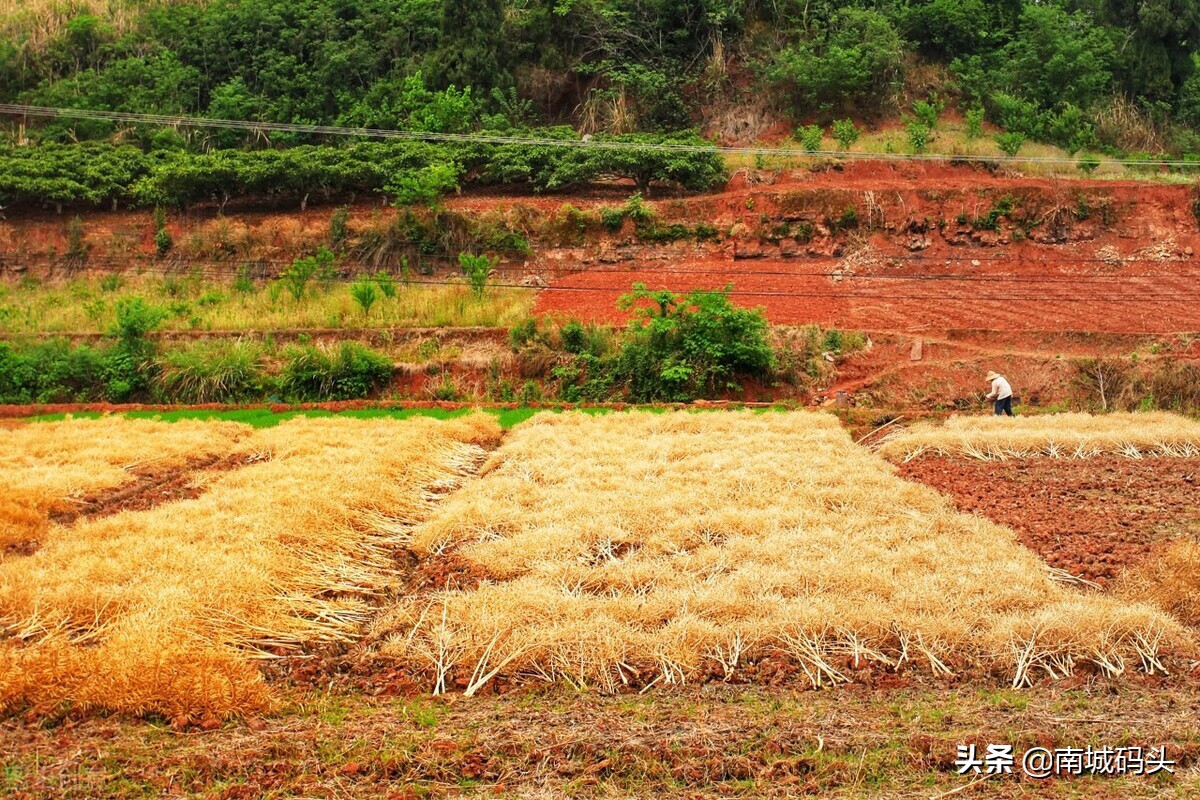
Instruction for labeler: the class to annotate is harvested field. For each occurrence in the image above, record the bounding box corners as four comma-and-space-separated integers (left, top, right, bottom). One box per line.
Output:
0, 414, 501, 721
374, 411, 1188, 694
877, 412, 1200, 461
0, 417, 252, 553
898, 455, 1200, 584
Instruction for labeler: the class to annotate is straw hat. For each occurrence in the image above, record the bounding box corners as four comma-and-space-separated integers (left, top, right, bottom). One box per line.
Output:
985, 371, 1000, 381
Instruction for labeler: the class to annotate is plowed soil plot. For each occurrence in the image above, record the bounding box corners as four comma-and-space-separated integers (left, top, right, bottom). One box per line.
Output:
898, 456, 1200, 584
534, 257, 1200, 333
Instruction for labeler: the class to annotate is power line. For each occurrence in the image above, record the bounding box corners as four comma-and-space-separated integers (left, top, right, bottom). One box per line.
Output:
8, 249, 1200, 283
7, 263, 1197, 303
3, 103, 1199, 168
9, 251, 1200, 296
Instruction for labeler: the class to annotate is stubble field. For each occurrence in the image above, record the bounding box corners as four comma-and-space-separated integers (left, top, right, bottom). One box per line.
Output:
1, 409, 1198, 798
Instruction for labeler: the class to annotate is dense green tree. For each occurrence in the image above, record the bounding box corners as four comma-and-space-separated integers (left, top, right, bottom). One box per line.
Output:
766, 8, 906, 116
431, 0, 508, 91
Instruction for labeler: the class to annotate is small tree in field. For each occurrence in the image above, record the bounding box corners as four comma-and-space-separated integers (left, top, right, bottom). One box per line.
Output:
280, 247, 336, 301
996, 132, 1026, 158
965, 106, 984, 140
351, 279, 379, 317
798, 124, 823, 153
831, 119, 860, 151
906, 121, 931, 153
459, 252, 496, 299
913, 99, 942, 129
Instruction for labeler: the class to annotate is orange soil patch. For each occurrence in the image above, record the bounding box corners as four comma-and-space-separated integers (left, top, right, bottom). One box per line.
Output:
898, 456, 1200, 584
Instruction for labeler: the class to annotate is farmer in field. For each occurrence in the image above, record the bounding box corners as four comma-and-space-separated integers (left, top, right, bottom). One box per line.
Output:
985, 371, 1014, 417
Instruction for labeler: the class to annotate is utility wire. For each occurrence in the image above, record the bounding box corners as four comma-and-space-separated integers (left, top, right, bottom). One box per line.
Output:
9, 264, 1197, 303
11, 251, 1200, 285
3, 103, 1200, 168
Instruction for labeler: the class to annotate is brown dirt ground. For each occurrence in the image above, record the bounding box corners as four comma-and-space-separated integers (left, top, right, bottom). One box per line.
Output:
897, 456, 1200, 584
2, 680, 1198, 799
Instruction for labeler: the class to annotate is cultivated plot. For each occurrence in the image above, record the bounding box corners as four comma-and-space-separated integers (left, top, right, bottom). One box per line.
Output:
376, 411, 1188, 695
0, 417, 251, 552
0, 414, 501, 721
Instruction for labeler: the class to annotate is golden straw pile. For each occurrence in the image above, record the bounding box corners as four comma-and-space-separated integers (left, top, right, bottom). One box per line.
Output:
0, 414, 500, 720
877, 412, 1200, 462
374, 411, 1188, 694
1119, 539, 1200, 628
0, 417, 251, 552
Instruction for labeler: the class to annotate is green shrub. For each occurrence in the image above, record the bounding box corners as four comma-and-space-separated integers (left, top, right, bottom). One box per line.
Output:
766, 8, 905, 114
280, 247, 336, 301
906, 122, 931, 153
831, 119, 860, 151
66, 216, 88, 261
429, 374, 460, 401
109, 297, 167, 348
1078, 155, 1101, 174
373, 270, 397, 298
995, 131, 1027, 157
798, 124, 823, 153
613, 284, 774, 402
599, 207, 625, 233
154, 227, 173, 257
458, 252, 496, 299
155, 341, 270, 403
622, 193, 655, 225
0, 339, 107, 404
280, 342, 393, 401
153, 206, 172, 256
520, 380, 542, 403
965, 106, 984, 140
510, 318, 540, 350
329, 205, 351, 250
233, 265, 256, 294
913, 99, 942, 129
559, 320, 587, 354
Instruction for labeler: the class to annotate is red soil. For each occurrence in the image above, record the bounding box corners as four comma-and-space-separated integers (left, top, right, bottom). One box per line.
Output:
534, 255, 1200, 333
532, 162, 1200, 334
898, 456, 1200, 584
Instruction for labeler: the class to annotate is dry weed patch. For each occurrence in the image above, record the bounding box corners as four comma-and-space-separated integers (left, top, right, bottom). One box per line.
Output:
375, 411, 1188, 694
0, 414, 500, 720
0, 417, 252, 551
877, 412, 1200, 462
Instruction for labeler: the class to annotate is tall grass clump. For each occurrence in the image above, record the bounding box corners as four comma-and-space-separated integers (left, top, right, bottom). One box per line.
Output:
279, 341, 393, 401
154, 340, 271, 403
877, 412, 1200, 462
0, 414, 502, 720
373, 411, 1186, 696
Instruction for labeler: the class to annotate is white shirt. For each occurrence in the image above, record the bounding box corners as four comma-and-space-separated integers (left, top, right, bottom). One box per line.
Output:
988, 376, 1012, 400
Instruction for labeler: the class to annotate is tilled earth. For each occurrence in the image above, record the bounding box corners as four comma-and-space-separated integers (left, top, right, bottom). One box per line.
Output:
897, 455, 1200, 584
